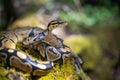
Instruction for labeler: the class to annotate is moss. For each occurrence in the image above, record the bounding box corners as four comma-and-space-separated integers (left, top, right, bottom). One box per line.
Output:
64, 35, 102, 70
0, 67, 9, 80
0, 76, 10, 80
40, 61, 78, 80
16, 42, 89, 80
16, 42, 82, 79
9, 14, 44, 29
64, 35, 91, 54
79, 69, 91, 80
64, 34, 119, 80
0, 37, 90, 80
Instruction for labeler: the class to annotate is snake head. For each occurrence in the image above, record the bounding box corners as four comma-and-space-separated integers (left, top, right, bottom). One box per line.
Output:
23, 20, 68, 45
47, 20, 68, 31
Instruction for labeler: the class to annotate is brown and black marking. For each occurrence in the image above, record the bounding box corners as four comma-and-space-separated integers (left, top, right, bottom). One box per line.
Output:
0, 20, 82, 76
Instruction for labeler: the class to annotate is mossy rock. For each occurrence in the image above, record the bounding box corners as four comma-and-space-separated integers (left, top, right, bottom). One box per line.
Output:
64, 34, 118, 80
0, 42, 90, 80
64, 35, 102, 70
0, 15, 91, 79
8, 13, 49, 29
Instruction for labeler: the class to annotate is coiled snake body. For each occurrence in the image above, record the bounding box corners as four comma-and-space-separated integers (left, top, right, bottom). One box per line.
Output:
0, 20, 82, 76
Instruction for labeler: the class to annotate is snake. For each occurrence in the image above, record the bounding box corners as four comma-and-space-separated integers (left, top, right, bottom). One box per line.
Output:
0, 20, 82, 76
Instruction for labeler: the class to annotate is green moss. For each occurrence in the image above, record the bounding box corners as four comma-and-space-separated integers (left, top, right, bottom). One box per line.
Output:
0, 67, 8, 76
0, 67, 10, 80
17, 42, 90, 80
0, 76, 10, 80
0, 40, 89, 80
65, 35, 102, 70
40, 61, 78, 80
9, 14, 43, 29
79, 69, 91, 80
16, 42, 44, 61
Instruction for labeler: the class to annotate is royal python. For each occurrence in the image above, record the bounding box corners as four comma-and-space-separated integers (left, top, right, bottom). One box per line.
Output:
0, 20, 82, 76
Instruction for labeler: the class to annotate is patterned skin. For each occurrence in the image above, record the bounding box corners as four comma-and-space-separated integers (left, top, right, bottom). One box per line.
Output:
0, 20, 82, 76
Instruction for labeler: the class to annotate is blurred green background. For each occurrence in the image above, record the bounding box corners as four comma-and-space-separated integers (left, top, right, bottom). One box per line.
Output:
0, 0, 120, 80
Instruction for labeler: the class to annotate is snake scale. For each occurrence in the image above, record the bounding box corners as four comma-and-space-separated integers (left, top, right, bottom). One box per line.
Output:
0, 20, 82, 76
